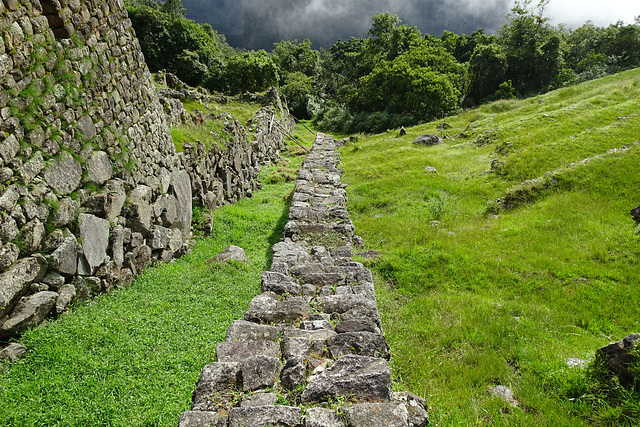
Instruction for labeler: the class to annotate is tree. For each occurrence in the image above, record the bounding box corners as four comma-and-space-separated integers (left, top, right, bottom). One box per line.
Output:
160, 0, 185, 19
468, 43, 508, 102
272, 39, 320, 79
280, 72, 315, 118
206, 51, 279, 94
359, 42, 465, 119
498, 0, 563, 94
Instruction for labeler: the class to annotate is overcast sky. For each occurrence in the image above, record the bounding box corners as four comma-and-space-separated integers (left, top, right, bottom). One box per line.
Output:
546, 0, 637, 28
183, 0, 639, 50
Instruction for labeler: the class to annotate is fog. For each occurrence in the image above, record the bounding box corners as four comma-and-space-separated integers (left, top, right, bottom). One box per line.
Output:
182, 0, 638, 50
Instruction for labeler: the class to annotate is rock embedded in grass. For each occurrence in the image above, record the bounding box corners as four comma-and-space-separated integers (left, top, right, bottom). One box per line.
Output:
412, 134, 443, 146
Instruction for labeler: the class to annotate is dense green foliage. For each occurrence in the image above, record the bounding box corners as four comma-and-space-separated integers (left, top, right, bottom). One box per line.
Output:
339, 68, 640, 425
127, 0, 640, 133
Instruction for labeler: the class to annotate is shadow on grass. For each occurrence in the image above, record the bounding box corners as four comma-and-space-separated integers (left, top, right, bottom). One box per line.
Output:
265, 198, 292, 271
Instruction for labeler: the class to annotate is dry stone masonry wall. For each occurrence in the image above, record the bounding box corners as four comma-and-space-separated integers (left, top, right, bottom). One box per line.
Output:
0, 0, 291, 341
179, 134, 429, 427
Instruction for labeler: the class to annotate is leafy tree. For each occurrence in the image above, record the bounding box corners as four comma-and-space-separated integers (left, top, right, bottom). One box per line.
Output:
272, 39, 320, 79
498, 0, 563, 94
160, 0, 185, 18
467, 43, 508, 102
127, 2, 228, 85
280, 71, 315, 118
205, 50, 279, 94
359, 42, 465, 119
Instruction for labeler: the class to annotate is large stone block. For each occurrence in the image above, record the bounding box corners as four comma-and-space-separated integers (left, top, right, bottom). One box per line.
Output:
178, 411, 219, 427
0, 256, 47, 318
78, 213, 110, 272
0, 291, 57, 338
225, 320, 279, 342
344, 403, 409, 427
44, 152, 82, 195
191, 362, 242, 412
242, 355, 281, 391
170, 169, 192, 237
216, 339, 280, 362
301, 355, 392, 404
228, 406, 302, 427
86, 151, 112, 185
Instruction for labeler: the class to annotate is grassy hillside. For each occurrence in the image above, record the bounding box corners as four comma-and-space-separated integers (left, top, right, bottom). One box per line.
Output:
339, 68, 640, 425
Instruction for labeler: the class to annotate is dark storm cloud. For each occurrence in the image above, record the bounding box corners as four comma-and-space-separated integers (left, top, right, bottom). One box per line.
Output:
183, 0, 513, 50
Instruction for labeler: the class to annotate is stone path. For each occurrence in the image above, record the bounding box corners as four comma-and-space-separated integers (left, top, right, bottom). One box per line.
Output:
179, 134, 428, 427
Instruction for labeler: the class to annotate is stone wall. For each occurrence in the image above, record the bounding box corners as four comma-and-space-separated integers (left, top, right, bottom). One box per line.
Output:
0, 0, 292, 341
179, 134, 429, 427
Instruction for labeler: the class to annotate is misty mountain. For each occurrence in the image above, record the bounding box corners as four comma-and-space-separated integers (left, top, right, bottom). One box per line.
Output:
183, 0, 513, 50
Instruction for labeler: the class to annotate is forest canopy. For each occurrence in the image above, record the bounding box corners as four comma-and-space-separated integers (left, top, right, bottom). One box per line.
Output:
127, 0, 640, 133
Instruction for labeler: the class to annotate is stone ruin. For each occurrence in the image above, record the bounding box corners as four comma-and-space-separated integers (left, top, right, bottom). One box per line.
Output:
179, 134, 430, 427
0, 0, 292, 341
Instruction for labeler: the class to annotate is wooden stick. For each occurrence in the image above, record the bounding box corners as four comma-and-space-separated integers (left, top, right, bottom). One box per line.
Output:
290, 114, 317, 136
275, 121, 311, 154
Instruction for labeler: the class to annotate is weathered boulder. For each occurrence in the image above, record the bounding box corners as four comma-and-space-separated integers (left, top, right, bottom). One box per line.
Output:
86, 151, 112, 185
0, 291, 57, 338
344, 403, 409, 427
280, 355, 307, 391
0, 184, 19, 211
328, 331, 390, 359
51, 197, 79, 227
228, 406, 302, 427
300, 320, 333, 331
413, 134, 443, 146
170, 169, 192, 237
261, 271, 301, 295
304, 407, 346, 427
208, 245, 249, 264
595, 333, 640, 386
301, 355, 392, 404
126, 185, 152, 233
242, 355, 281, 391
44, 152, 82, 195
317, 294, 380, 324
244, 292, 311, 324
393, 392, 429, 427
76, 115, 97, 140
78, 213, 110, 272
240, 391, 277, 407
47, 236, 78, 275
216, 340, 281, 362
0, 256, 47, 318
178, 411, 219, 427
631, 204, 640, 223
191, 362, 242, 412
488, 385, 519, 407
22, 219, 45, 251
55, 284, 76, 314
335, 319, 380, 334
281, 329, 337, 359
0, 243, 19, 272
0, 342, 27, 363
149, 225, 172, 250
225, 320, 279, 342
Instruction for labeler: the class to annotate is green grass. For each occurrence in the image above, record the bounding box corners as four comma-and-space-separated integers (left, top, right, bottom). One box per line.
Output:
341, 68, 640, 425
0, 153, 304, 425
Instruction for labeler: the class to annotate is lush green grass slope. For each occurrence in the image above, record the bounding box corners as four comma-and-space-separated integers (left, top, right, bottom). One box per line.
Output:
0, 124, 313, 426
339, 68, 640, 425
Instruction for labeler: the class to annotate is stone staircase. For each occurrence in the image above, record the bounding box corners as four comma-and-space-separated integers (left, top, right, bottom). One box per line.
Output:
178, 134, 428, 426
